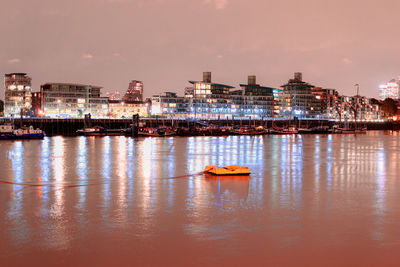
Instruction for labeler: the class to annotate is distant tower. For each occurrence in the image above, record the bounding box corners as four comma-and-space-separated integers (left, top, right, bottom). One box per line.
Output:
123, 80, 143, 102
4, 73, 32, 116
203, 72, 212, 83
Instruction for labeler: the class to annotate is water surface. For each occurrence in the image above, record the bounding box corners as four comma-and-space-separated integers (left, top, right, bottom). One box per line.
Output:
1, 132, 400, 266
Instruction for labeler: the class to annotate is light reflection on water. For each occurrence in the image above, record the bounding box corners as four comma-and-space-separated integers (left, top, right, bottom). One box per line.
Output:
0, 132, 400, 265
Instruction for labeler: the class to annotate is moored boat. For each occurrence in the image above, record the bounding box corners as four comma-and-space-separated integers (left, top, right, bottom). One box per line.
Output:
231, 126, 266, 135
138, 127, 177, 137
270, 127, 298, 134
76, 126, 106, 136
0, 124, 45, 140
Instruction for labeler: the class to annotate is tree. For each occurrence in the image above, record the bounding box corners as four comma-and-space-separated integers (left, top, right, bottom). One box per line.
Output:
382, 98, 398, 117
370, 98, 380, 105
0, 100, 4, 113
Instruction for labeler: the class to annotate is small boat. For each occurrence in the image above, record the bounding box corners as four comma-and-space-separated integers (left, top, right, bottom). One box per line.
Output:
194, 126, 232, 136
204, 165, 250, 176
0, 124, 45, 140
77, 126, 125, 136
270, 127, 298, 134
297, 128, 313, 134
231, 127, 266, 135
333, 127, 367, 134
138, 127, 177, 137
76, 126, 106, 136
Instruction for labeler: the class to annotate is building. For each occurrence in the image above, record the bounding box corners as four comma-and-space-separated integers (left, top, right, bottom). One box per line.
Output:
311, 87, 339, 119
4, 73, 32, 117
336, 95, 382, 121
106, 91, 121, 101
108, 100, 148, 118
151, 92, 188, 117
238, 75, 281, 119
281, 72, 321, 118
379, 78, 400, 100
123, 80, 143, 102
31, 92, 43, 117
186, 72, 235, 119
41, 83, 109, 118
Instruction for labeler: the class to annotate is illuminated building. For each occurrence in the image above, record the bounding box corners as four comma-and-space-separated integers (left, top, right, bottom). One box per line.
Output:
281, 72, 322, 118
108, 100, 149, 118
336, 95, 382, 121
106, 91, 121, 101
4, 73, 32, 117
186, 72, 235, 119
237, 75, 281, 118
151, 92, 188, 117
311, 87, 339, 119
41, 83, 109, 118
379, 78, 400, 100
123, 80, 143, 102
31, 92, 43, 117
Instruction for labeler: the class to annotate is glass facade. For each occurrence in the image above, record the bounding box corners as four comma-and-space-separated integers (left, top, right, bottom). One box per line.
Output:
41, 83, 108, 118
4, 73, 32, 117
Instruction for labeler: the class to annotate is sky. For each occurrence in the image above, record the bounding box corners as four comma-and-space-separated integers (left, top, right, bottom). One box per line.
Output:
1, 0, 399, 98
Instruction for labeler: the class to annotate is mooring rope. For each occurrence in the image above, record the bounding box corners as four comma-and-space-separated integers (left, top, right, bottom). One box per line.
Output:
0, 172, 206, 188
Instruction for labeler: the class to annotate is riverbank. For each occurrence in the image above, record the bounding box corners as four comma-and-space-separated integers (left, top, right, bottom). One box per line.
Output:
0, 118, 398, 136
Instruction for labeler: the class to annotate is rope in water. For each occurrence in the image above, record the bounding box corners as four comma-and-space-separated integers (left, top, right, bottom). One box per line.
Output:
0, 172, 205, 188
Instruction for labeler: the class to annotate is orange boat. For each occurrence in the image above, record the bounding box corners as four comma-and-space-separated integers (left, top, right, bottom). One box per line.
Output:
204, 165, 250, 176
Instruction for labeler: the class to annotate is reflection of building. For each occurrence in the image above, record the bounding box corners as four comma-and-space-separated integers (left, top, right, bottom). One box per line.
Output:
41, 83, 109, 118
108, 100, 148, 118
123, 80, 143, 102
379, 78, 400, 100
281, 72, 321, 118
151, 92, 188, 117
4, 73, 32, 117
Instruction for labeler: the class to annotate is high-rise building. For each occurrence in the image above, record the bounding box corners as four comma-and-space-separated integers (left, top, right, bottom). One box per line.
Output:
4, 73, 32, 117
123, 80, 143, 102
379, 78, 400, 100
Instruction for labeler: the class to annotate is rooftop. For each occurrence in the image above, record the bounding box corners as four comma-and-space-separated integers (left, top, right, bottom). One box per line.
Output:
41, 82, 102, 89
189, 80, 235, 89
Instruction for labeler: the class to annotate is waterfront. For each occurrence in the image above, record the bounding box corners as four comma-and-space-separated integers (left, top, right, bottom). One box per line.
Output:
1, 132, 400, 266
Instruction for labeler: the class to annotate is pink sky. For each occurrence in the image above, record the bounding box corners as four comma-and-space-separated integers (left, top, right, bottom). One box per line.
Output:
1, 0, 399, 98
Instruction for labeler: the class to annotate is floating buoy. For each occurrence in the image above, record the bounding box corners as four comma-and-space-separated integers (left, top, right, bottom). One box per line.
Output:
204, 165, 250, 176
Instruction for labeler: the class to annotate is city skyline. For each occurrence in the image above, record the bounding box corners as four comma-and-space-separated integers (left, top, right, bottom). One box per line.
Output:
2, 0, 400, 98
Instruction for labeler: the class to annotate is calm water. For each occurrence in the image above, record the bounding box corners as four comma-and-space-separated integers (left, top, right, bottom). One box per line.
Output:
1, 132, 400, 266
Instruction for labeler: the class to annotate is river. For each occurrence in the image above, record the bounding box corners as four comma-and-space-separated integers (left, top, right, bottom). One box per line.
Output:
1, 132, 400, 266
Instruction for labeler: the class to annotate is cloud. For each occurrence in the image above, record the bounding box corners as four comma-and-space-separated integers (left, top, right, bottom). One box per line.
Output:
342, 57, 352, 64
215, 0, 228, 9
204, 0, 229, 10
7, 58, 21, 64
82, 53, 94, 59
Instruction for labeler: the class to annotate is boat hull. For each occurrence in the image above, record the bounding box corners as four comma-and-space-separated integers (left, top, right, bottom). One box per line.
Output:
0, 133, 45, 140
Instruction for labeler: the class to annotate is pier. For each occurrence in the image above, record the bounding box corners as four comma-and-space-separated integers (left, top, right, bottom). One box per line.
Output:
0, 117, 397, 136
